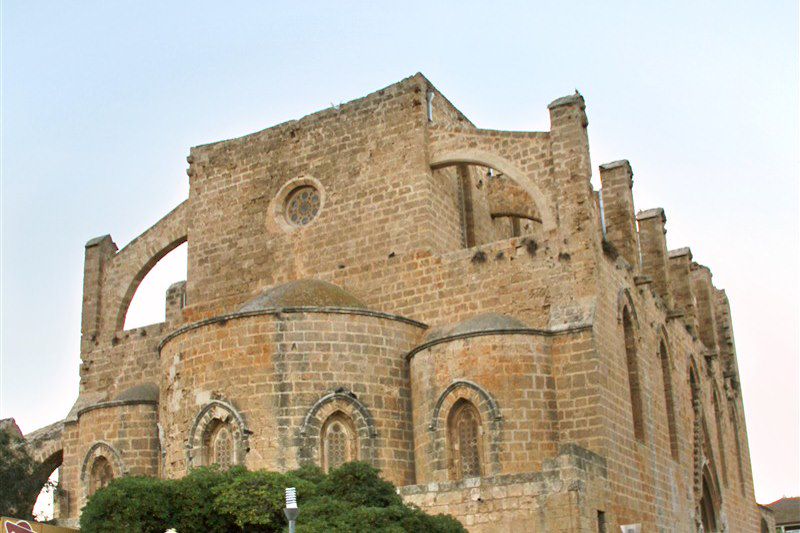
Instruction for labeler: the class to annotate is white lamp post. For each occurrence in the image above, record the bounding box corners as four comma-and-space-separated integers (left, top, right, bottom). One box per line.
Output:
284, 487, 298, 533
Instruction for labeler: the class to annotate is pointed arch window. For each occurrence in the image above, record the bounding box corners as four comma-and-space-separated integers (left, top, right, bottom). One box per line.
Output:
712, 387, 729, 486
88, 456, 114, 496
321, 412, 357, 472
729, 401, 746, 494
659, 340, 679, 459
623, 308, 645, 442
700, 468, 719, 532
448, 399, 483, 480
204, 420, 235, 469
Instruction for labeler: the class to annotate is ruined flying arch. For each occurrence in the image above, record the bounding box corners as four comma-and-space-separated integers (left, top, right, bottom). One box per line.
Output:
429, 149, 556, 232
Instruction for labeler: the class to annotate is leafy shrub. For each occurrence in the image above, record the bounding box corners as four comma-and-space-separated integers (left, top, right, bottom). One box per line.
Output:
79, 476, 178, 533
316, 462, 400, 508
171, 466, 242, 532
212, 469, 317, 531
80, 462, 466, 533
0, 429, 55, 519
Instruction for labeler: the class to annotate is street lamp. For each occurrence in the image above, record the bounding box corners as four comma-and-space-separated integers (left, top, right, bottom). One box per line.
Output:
284, 487, 299, 533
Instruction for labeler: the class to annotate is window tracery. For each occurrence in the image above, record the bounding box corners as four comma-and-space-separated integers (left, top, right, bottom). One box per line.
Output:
285, 186, 320, 227
209, 423, 233, 468
88, 456, 114, 496
448, 400, 483, 480
321, 412, 357, 472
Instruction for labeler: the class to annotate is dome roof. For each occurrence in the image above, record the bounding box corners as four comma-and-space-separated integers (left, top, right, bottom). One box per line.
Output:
113, 383, 159, 403
424, 313, 529, 342
239, 279, 367, 312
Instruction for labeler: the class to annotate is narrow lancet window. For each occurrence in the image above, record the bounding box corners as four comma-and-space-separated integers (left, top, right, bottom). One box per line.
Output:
321, 412, 357, 472
712, 387, 728, 485
89, 456, 114, 496
623, 308, 645, 442
448, 399, 483, 480
204, 421, 235, 468
659, 341, 679, 459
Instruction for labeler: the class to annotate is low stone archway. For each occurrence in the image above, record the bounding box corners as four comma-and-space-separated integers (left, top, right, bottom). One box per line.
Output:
24, 421, 64, 518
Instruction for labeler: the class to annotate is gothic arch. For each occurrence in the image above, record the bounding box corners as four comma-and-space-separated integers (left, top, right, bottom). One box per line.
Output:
711, 385, 729, 486
616, 288, 640, 329
688, 355, 703, 390
298, 389, 377, 466
116, 235, 187, 330
428, 380, 503, 477
320, 412, 358, 472
429, 149, 556, 231
109, 200, 189, 331
658, 334, 679, 460
700, 463, 722, 532
80, 441, 126, 504
429, 380, 502, 431
621, 303, 645, 442
187, 400, 249, 469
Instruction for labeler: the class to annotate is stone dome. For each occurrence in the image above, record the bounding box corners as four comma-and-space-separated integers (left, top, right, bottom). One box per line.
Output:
239, 279, 367, 312
113, 382, 159, 403
424, 313, 529, 342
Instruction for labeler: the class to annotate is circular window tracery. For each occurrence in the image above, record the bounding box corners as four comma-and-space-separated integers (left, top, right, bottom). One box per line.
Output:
285, 186, 321, 227
321, 412, 357, 472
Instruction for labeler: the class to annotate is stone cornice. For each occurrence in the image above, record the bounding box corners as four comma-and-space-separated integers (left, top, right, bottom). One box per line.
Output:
405, 322, 593, 361
76, 399, 158, 418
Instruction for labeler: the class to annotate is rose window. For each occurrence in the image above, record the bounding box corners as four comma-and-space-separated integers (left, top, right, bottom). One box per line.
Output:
285, 186, 321, 226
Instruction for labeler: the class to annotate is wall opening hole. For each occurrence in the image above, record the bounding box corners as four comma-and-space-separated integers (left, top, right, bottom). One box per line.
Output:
124, 242, 187, 330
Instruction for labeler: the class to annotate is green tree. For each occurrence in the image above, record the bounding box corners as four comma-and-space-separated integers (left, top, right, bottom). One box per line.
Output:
0, 429, 50, 519
80, 462, 467, 533
78, 476, 178, 533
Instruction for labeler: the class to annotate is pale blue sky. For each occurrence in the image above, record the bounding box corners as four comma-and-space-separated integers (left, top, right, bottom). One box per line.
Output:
2, 0, 797, 503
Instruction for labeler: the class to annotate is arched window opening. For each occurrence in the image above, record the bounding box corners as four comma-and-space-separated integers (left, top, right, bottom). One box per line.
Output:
447, 399, 483, 480
729, 401, 746, 494
712, 387, 729, 486
659, 340, 679, 459
320, 412, 357, 472
204, 420, 235, 469
89, 456, 114, 496
623, 308, 645, 442
124, 241, 187, 330
700, 470, 718, 533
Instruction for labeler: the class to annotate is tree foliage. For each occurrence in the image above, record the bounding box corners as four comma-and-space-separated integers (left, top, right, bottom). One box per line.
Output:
80, 462, 465, 533
0, 429, 51, 520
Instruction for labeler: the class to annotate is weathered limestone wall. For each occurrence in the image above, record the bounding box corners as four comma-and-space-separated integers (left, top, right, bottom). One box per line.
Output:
158, 310, 423, 486
400, 445, 608, 533
59, 403, 159, 520
49, 74, 761, 531
409, 333, 558, 483
591, 228, 759, 531
183, 76, 433, 321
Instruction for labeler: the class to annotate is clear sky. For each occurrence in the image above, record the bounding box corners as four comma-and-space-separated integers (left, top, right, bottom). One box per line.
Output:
2, 0, 798, 504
